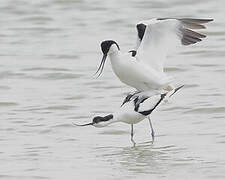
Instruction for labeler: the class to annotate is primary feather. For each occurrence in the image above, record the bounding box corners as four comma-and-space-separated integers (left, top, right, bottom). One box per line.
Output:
135, 18, 213, 73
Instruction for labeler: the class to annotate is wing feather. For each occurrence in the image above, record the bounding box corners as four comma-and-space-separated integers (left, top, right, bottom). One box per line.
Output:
135, 18, 213, 72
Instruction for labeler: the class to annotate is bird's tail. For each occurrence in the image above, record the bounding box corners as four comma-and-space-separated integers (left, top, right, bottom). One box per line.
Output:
162, 84, 184, 101
168, 85, 184, 97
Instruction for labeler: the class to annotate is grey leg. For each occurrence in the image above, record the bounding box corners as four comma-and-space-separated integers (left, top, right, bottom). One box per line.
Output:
148, 117, 155, 143
131, 124, 136, 147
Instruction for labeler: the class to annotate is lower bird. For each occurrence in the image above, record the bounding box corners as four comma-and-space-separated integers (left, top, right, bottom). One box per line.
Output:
73, 85, 183, 146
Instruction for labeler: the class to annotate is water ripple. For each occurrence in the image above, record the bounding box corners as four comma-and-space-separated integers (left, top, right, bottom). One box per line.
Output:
34, 73, 83, 80
22, 67, 71, 72
0, 102, 18, 107
185, 107, 225, 114
0, 175, 48, 180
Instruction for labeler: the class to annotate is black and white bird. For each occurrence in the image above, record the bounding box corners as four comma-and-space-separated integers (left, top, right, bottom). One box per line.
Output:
73, 85, 183, 146
95, 18, 213, 92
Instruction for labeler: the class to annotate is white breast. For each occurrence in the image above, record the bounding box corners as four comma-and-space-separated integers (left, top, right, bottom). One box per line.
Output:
109, 52, 170, 91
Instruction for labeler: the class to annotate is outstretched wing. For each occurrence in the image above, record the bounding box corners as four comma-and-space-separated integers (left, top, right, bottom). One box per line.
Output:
135, 18, 213, 73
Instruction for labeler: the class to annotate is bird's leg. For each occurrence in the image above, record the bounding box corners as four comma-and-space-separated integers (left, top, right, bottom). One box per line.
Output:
131, 124, 136, 147
148, 116, 155, 143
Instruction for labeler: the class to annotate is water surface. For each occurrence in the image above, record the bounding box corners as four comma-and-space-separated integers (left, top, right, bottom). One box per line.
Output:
0, 0, 225, 179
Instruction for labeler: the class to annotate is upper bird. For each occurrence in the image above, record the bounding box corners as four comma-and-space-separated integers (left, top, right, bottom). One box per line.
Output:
95, 18, 213, 92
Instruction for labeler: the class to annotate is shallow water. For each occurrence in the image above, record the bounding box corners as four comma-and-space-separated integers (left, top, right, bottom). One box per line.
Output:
0, 0, 225, 179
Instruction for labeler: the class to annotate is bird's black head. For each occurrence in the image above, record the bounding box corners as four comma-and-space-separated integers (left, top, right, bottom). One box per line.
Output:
73, 114, 113, 127
92, 116, 103, 124
92, 114, 113, 127
92, 114, 113, 124
94, 40, 120, 77
136, 23, 146, 41
101, 40, 120, 55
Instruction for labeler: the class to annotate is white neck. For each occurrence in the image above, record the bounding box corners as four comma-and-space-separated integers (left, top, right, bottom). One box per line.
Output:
108, 51, 121, 66
109, 49, 120, 57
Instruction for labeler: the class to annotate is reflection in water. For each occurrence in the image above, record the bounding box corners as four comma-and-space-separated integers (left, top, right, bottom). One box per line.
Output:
95, 143, 189, 176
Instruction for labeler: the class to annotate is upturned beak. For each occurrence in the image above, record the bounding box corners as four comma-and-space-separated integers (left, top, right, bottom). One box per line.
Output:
72, 122, 94, 126
94, 54, 107, 78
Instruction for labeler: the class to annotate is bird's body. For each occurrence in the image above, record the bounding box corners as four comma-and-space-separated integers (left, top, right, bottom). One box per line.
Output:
114, 92, 165, 124
108, 49, 172, 91
96, 18, 213, 92
84, 92, 165, 128
73, 85, 183, 145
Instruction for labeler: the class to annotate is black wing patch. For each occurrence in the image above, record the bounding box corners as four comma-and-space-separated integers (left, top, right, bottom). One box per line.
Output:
121, 94, 134, 107
133, 96, 149, 112
136, 23, 146, 41
128, 50, 137, 57
138, 94, 166, 116
121, 91, 140, 107
157, 18, 213, 45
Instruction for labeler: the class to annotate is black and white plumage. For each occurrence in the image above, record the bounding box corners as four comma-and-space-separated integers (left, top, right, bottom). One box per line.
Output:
134, 18, 213, 72
95, 18, 213, 92
74, 85, 183, 146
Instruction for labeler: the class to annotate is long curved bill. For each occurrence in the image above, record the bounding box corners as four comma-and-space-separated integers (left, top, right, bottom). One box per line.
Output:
72, 122, 94, 126
94, 54, 107, 78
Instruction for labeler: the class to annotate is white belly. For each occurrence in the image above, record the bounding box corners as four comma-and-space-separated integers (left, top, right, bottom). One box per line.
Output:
115, 102, 146, 125
110, 54, 169, 91
119, 111, 146, 124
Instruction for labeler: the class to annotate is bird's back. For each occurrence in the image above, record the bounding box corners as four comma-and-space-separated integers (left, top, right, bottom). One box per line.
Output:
115, 92, 166, 124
